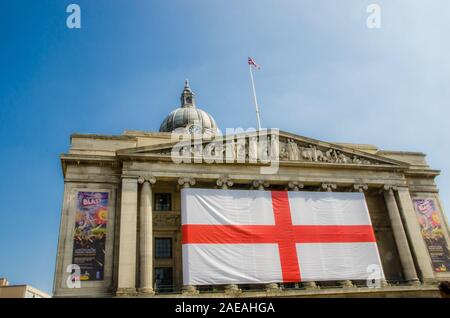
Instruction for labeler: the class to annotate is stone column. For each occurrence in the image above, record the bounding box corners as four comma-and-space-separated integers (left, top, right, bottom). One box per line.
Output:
179, 177, 199, 295
252, 180, 279, 291
322, 183, 354, 288
116, 177, 139, 296
383, 185, 420, 285
395, 186, 435, 284
288, 181, 318, 290
217, 176, 242, 295
354, 183, 390, 287
138, 176, 156, 295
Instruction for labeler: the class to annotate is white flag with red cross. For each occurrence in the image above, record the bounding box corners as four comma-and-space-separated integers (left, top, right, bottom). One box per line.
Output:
181, 188, 384, 285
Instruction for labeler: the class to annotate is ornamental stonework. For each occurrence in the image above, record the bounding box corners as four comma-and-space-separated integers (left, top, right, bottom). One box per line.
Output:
153, 213, 180, 227
155, 136, 382, 165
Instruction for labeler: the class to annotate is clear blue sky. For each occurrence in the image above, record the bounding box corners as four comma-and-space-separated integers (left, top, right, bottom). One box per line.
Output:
1, 1, 449, 294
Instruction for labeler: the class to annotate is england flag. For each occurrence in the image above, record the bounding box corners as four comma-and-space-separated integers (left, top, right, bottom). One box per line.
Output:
181, 188, 384, 285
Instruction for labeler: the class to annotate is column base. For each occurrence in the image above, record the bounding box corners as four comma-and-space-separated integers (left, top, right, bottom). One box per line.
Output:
115, 288, 137, 297
138, 287, 155, 296
340, 280, 355, 288
224, 284, 242, 295
265, 283, 280, 291
182, 285, 199, 295
421, 278, 438, 286
367, 279, 390, 288
302, 281, 319, 289
407, 279, 422, 287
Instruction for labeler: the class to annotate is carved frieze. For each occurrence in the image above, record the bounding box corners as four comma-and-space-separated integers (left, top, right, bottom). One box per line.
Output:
153, 213, 180, 227
153, 136, 388, 166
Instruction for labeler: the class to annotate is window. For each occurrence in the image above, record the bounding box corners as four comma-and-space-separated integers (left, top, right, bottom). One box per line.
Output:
154, 193, 171, 211
155, 267, 173, 292
155, 238, 172, 259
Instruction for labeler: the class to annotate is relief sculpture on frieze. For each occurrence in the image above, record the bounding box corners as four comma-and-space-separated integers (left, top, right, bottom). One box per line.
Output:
156, 135, 382, 166
153, 213, 181, 227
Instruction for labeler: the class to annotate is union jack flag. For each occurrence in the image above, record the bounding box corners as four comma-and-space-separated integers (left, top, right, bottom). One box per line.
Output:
248, 57, 261, 69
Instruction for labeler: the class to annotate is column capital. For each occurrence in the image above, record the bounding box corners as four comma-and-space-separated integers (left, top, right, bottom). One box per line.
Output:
253, 180, 269, 190
138, 176, 156, 185
288, 181, 304, 191
383, 184, 398, 192
353, 183, 368, 192
321, 183, 337, 192
178, 177, 196, 188
216, 176, 233, 189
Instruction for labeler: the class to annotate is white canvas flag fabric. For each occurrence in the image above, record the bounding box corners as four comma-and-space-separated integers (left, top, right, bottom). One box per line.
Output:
181, 188, 384, 285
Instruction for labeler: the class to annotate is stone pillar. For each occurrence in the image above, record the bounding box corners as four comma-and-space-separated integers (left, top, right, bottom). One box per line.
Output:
354, 183, 390, 287
179, 177, 199, 295
252, 180, 278, 291
322, 183, 353, 288
138, 176, 156, 295
217, 176, 242, 295
383, 185, 420, 285
116, 177, 139, 296
395, 187, 436, 284
288, 181, 318, 290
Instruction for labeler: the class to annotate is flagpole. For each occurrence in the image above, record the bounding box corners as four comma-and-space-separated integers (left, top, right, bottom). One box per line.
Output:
249, 64, 262, 131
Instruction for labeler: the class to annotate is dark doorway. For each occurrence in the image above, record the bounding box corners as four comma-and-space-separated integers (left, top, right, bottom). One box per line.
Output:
155, 267, 173, 293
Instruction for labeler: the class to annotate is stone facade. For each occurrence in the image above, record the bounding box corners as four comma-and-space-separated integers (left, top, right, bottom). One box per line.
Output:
53, 128, 450, 298
53, 82, 450, 297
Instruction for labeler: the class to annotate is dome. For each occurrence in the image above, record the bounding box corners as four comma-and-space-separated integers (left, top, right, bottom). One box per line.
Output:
159, 107, 218, 134
159, 80, 219, 135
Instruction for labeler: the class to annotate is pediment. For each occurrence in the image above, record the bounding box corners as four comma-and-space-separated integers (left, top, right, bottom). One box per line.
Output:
116, 130, 408, 167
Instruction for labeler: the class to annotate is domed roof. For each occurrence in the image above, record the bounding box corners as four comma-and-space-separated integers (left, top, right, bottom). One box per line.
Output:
159, 80, 219, 135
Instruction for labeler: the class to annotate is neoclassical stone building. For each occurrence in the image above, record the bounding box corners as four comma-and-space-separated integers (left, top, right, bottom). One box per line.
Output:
54, 82, 450, 297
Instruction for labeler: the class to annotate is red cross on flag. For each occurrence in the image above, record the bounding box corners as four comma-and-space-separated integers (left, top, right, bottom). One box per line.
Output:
181, 188, 384, 285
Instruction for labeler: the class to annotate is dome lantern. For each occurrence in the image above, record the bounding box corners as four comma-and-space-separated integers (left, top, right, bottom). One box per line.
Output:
180, 79, 195, 108
159, 80, 219, 136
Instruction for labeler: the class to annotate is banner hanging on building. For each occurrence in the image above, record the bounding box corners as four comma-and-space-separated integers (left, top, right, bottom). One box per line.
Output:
413, 198, 450, 272
72, 191, 109, 281
181, 188, 384, 285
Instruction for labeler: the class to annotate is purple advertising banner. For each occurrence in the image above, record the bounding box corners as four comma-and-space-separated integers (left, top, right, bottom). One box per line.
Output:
413, 198, 450, 272
72, 192, 109, 281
